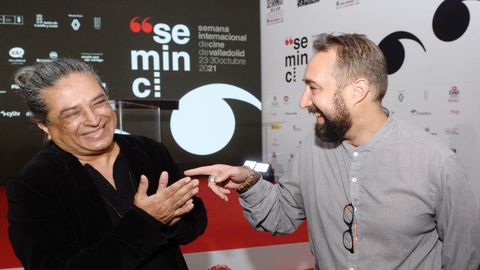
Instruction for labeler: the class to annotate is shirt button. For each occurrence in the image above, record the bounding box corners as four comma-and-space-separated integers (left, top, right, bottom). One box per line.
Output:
353, 152, 359, 157
352, 177, 357, 183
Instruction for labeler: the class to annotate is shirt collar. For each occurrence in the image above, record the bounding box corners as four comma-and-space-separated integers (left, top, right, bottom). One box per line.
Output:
342, 107, 395, 153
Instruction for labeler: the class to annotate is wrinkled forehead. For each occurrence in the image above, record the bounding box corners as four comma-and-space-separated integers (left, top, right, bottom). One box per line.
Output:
42, 72, 106, 112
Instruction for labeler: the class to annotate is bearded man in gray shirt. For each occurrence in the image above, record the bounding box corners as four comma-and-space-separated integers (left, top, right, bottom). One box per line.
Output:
185, 33, 480, 270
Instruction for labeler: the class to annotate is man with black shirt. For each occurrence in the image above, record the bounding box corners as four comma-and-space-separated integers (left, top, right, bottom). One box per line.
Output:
8, 58, 207, 270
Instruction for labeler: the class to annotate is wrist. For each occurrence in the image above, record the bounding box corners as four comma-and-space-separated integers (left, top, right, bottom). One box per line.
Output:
236, 166, 261, 194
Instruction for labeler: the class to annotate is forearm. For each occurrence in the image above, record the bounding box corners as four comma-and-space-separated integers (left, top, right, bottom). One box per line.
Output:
168, 196, 207, 245
238, 179, 305, 235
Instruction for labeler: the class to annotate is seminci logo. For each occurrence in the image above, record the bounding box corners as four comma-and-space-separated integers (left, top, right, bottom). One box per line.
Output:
129, 16, 153, 33
128, 17, 191, 98
284, 36, 308, 83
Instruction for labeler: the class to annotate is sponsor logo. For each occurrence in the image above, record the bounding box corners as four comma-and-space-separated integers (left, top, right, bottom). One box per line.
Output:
284, 36, 308, 83
36, 51, 59, 63
267, 0, 283, 8
208, 265, 233, 270
11, 84, 20, 91
444, 127, 459, 135
271, 123, 282, 130
424, 127, 437, 136
34, 14, 58, 29
293, 124, 302, 131
68, 14, 83, 31
266, 0, 284, 25
336, 0, 360, 9
129, 17, 191, 98
271, 95, 279, 107
410, 108, 432, 116
8, 47, 26, 65
9, 47, 24, 58
0, 15, 23, 25
450, 109, 460, 116
271, 137, 280, 147
448, 85, 459, 102
298, 0, 320, 7
449, 109, 460, 115
93, 17, 102, 30
81, 52, 104, 63
71, 19, 80, 30
0, 110, 21, 118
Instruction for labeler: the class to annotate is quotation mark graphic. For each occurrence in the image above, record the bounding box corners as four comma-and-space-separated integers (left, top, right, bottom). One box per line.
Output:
433, 0, 474, 42
170, 83, 261, 155
284, 37, 293, 45
129, 16, 153, 33
378, 1, 478, 74
378, 31, 426, 75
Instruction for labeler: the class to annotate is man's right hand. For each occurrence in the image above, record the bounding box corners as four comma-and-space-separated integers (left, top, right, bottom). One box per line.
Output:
133, 171, 199, 225
184, 164, 251, 202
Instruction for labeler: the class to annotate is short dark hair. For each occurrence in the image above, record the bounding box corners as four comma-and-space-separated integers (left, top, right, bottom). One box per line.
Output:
14, 58, 106, 125
313, 33, 388, 102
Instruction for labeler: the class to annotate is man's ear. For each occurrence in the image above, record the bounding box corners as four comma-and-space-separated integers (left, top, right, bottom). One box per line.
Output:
351, 78, 369, 105
37, 122, 52, 140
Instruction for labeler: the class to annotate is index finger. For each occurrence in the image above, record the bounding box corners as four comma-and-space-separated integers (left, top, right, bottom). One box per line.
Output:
164, 176, 193, 195
184, 165, 216, 176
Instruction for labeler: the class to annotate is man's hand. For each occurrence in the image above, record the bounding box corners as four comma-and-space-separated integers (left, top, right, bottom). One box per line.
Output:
184, 164, 250, 202
134, 171, 199, 225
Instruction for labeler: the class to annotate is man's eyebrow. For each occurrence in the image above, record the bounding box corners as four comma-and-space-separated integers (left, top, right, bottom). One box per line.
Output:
91, 93, 107, 103
58, 105, 79, 118
303, 79, 320, 87
58, 93, 107, 118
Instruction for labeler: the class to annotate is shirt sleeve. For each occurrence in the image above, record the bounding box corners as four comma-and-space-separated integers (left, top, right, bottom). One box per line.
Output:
238, 152, 306, 235
132, 196, 207, 245
434, 155, 480, 270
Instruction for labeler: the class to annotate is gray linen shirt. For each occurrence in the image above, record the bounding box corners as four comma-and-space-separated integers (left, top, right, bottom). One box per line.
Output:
239, 114, 480, 269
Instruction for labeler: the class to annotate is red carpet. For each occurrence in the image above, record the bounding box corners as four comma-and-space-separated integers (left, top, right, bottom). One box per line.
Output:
0, 179, 308, 268
0, 186, 21, 268
181, 178, 309, 253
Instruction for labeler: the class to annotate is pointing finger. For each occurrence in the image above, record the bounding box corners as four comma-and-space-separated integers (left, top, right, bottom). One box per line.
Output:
184, 165, 216, 176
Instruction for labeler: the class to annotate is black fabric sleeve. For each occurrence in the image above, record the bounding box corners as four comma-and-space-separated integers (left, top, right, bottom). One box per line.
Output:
7, 179, 172, 270
133, 135, 208, 245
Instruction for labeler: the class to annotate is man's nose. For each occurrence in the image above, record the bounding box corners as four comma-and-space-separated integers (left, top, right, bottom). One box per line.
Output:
299, 87, 312, 109
83, 108, 100, 126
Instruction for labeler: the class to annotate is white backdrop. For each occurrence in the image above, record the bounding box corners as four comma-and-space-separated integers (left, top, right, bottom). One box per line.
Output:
254, 1, 480, 268
261, 0, 480, 206
190, 1, 480, 269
